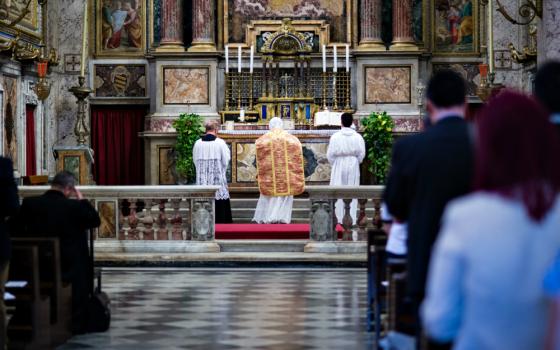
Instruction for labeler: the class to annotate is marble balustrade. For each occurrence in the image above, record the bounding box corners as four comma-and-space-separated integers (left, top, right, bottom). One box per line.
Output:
306, 185, 384, 242
18, 186, 219, 242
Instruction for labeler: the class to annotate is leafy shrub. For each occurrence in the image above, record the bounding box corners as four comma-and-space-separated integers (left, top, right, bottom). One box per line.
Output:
172, 113, 205, 183
360, 111, 395, 184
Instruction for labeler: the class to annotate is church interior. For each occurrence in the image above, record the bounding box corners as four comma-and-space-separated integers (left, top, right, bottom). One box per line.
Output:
1, 0, 559, 349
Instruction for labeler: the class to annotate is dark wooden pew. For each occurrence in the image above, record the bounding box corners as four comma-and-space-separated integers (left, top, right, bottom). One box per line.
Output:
6, 246, 51, 350
11, 237, 72, 345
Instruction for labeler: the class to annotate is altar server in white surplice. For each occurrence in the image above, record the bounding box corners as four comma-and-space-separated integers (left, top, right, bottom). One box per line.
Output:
253, 118, 305, 224
193, 120, 232, 223
327, 113, 366, 226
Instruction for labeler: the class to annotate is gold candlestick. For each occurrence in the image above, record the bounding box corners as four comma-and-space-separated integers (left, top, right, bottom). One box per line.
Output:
69, 76, 92, 146
225, 72, 230, 111
333, 72, 339, 111
345, 70, 351, 110
322, 72, 327, 110
249, 73, 254, 110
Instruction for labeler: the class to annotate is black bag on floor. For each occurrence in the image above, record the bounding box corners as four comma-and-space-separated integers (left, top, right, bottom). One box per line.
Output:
86, 228, 111, 332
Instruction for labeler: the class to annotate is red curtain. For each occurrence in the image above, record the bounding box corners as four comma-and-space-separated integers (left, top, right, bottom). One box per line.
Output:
91, 106, 146, 185
25, 105, 36, 176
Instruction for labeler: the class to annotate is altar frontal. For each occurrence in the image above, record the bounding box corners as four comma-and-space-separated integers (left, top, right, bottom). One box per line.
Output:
255, 129, 305, 197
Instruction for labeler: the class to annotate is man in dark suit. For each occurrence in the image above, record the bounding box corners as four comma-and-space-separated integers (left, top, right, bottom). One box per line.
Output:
384, 70, 474, 347
534, 60, 560, 138
0, 157, 19, 350
14, 171, 100, 334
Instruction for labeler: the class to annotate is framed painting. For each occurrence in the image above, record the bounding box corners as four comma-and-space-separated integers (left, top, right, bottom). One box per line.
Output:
432, 0, 478, 55
158, 146, 177, 185
364, 66, 412, 104
96, 199, 118, 239
0, 0, 42, 41
235, 142, 257, 183
302, 142, 331, 182
162, 66, 210, 105
93, 63, 147, 97
433, 63, 480, 96
224, 0, 353, 45
95, 0, 146, 57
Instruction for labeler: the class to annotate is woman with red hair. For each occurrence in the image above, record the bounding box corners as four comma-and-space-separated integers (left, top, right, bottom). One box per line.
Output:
421, 90, 560, 350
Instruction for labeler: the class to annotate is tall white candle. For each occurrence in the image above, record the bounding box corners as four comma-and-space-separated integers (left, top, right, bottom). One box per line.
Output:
238, 46, 242, 73
322, 45, 327, 73
345, 44, 350, 72
225, 45, 229, 73
333, 45, 337, 73
249, 45, 254, 73
80, 1, 88, 77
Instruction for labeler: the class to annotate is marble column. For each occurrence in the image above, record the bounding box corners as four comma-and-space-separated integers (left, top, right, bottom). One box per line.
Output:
390, 0, 418, 51
538, 0, 560, 63
357, 0, 385, 51
188, 0, 217, 52
158, 0, 184, 52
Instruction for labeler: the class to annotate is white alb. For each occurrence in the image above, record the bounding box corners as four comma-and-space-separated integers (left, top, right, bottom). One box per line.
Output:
327, 127, 366, 224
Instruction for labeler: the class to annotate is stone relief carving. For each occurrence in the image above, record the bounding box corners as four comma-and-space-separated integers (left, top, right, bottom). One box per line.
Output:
310, 200, 334, 241
191, 200, 214, 241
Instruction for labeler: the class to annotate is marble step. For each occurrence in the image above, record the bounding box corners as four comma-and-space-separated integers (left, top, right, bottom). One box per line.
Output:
217, 240, 307, 253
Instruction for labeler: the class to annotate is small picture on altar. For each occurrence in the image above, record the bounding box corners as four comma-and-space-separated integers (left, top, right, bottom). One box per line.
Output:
163, 67, 209, 105
95, 0, 146, 57
158, 147, 178, 185
432, 0, 478, 55
63, 156, 81, 181
236, 143, 257, 183
302, 143, 331, 182
280, 105, 291, 119
96, 200, 118, 239
364, 66, 411, 104
433, 63, 480, 96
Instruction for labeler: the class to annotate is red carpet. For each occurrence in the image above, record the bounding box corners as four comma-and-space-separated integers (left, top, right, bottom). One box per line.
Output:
215, 224, 310, 240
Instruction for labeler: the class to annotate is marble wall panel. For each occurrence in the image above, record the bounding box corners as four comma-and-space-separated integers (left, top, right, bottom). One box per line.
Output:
163, 67, 209, 105
94, 64, 147, 97
365, 66, 411, 104
236, 142, 257, 182
302, 142, 330, 182
158, 146, 177, 185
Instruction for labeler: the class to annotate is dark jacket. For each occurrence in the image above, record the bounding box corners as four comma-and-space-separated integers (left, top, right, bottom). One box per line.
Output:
384, 116, 474, 298
13, 190, 100, 281
0, 157, 19, 263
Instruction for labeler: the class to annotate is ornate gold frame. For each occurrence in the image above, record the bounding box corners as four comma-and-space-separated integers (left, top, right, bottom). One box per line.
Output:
244, 20, 330, 49
95, 0, 147, 57
0, 0, 41, 41
431, 0, 479, 56
223, 0, 354, 46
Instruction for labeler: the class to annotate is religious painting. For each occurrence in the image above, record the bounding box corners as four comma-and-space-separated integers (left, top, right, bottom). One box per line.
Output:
236, 142, 257, 182
302, 142, 331, 182
96, 0, 146, 57
94, 64, 147, 97
432, 0, 478, 55
97, 200, 118, 239
163, 67, 209, 105
0, 0, 42, 40
433, 63, 479, 96
364, 66, 411, 104
63, 156, 81, 181
158, 146, 177, 185
226, 0, 351, 44
1, 76, 18, 169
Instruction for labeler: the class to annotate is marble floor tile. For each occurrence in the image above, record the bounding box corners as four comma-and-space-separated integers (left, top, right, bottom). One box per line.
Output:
58, 269, 375, 350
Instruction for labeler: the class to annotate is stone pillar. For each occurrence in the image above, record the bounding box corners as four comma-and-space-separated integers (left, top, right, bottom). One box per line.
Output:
188, 0, 217, 52
157, 0, 184, 52
390, 0, 418, 51
538, 0, 560, 63
357, 0, 385, 51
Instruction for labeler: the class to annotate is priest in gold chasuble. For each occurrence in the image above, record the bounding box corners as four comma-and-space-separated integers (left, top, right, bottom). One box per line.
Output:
253, 118, 305, 224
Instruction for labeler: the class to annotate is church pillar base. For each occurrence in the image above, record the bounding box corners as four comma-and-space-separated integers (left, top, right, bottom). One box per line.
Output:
389, 42, 419, 51
188, 42, 217, 52
156, 43, 186, 53
356, 41, 386, 51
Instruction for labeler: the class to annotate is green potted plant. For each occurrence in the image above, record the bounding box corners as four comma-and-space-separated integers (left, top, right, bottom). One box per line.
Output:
172, 113, 205, 184
360, 111, 395, 184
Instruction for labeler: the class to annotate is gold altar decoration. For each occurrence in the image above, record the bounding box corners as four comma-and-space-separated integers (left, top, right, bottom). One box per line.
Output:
494, 0, 541, 65
221, 19, 352, 126
255, 129, 305, 197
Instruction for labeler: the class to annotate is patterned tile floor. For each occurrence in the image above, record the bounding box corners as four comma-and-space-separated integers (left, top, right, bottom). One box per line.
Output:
58, 268, 374, 350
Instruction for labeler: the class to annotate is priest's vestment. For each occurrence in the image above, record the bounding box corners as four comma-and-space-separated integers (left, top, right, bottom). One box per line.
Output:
193, 134, 232, 223
253, 119, 305, 224
327, 127, 366, 225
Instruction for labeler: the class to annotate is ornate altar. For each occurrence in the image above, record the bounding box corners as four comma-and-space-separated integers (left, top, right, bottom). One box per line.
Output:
221, 19, 352, 126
